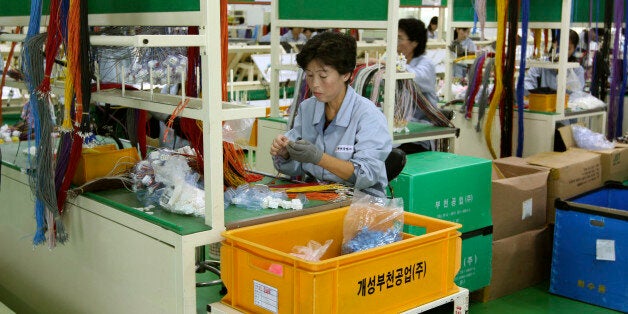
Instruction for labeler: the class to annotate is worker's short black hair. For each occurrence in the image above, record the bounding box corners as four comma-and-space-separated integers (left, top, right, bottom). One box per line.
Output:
399, 18, 427, 58
569, 29, 579, 48
429, 16, 438, 26
296, 31, 356, 83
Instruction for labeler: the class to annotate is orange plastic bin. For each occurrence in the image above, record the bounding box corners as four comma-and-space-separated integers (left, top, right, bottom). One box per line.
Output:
220, 206, 462, 313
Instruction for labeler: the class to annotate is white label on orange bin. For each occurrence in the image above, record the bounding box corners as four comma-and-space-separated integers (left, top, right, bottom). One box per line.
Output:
596, 239, 616, 261
254, 280, 278, 313
522, 198, 533, 220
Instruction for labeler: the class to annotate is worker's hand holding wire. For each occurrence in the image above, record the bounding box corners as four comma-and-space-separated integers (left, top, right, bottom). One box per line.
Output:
270, 134, 290, 159
287, 139, 323, 165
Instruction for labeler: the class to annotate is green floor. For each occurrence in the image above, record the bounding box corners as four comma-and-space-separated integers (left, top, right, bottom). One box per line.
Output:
195, 275, 622, 314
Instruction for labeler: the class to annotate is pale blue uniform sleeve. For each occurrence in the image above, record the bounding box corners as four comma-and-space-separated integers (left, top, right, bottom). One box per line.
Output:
349, 103, 391, 193
524, 67, 542, 94
272, 89, 392, 196
524, 66, 585, 95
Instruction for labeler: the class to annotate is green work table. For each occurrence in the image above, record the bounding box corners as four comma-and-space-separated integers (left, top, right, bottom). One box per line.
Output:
0, 140, 347, 314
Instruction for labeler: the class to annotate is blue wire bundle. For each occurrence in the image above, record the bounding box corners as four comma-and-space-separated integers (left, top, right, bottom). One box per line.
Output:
516, 0, 530, 157
23, 0, 46, 246
341, 227, 402, 255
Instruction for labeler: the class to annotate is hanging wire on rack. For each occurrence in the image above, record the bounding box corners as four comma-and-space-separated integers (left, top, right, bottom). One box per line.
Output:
607, 0, 624, 139
474, 0, 487, 40
0, 27, 22, 125
57, 0, 88, 219
476, 57, 495, 132
38, 0, 63, 96
23, 0, 72, 247
590, 0, 612, 103
484, 0, 508, 159
516, 0, 530, 157
620, 1, 628, 136
499, 0, 519, 158
531, 29, 541, 59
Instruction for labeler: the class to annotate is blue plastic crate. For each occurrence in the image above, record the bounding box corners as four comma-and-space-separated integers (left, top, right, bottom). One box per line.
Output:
550, 184, 628, 313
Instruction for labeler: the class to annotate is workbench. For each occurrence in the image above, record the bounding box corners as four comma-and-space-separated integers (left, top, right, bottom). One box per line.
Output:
0, 141, 348, 313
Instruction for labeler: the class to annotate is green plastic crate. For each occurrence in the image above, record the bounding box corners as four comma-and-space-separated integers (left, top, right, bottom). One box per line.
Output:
390, 151, 492, 233
454, 226, 493, 292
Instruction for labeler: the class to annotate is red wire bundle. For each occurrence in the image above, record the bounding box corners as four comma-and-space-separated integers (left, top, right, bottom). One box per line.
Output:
0, 26, 21, 125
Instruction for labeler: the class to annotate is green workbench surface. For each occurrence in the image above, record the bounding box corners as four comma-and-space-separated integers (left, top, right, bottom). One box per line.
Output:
393, 122, 458, 142
1, 141, 348, 236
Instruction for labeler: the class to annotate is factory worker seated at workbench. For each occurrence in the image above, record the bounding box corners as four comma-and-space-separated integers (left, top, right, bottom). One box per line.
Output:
524, 29, 585, 95
270, 32, 393, 197
449, 27, 477, 78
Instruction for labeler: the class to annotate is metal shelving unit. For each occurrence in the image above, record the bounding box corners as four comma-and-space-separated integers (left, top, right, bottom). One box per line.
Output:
266, 0, 458, 147
0, 2, 266, 313
445, 0, 607, 157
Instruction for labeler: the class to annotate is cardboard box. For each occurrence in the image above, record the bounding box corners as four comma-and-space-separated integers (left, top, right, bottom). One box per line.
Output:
525, 150, 602, 223
454, 226, 493, 292
390, 152, 492, 233
558, 125, 628, 183
551, 185, 628, 312
492, 157, 549, 240
471, 226, 553, 302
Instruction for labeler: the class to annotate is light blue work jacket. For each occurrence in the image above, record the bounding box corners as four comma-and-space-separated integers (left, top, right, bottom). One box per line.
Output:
273, 86, 392, 196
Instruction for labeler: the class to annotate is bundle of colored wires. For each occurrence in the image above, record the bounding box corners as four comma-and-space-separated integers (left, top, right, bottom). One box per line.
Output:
484, 0, 508, 159
0, 27, 21, 125
499, 0, 519, 158
223, 141, 262, 188
516, 0, 530, 157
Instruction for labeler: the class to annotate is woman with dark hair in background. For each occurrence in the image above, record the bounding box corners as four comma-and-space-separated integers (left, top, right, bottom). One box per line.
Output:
524, 29, 585, 95
449, 27, 477, 77
270, 32, 392, 196
396, 18, 439, 153
427, 16, 438, 40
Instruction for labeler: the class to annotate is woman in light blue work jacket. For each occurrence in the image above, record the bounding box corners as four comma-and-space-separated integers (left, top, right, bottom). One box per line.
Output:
270, 32, 392, 197
524, 29, 585, 95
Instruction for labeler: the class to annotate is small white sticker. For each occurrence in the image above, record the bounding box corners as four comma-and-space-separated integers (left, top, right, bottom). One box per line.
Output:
335, 145, 354, 154
522, 198, 533, 220
254, 280, 278, 313
596, 239, 616, 261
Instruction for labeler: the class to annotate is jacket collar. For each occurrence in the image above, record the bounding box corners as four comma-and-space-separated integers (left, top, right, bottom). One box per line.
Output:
311, 85, 355, 128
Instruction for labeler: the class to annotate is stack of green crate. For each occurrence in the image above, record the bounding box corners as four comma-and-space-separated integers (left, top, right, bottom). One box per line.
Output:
389, 151, 493, 291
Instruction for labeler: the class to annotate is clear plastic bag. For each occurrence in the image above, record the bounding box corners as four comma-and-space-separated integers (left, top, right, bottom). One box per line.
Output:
222, 118, 255, 147
567, 91, 606, 111
565, 68, 583, 93
131, 147, 205, 215
572, 124, 615, 150
225, 184, 291, 210
341, 191, 404, 254
290, 239, 333, 262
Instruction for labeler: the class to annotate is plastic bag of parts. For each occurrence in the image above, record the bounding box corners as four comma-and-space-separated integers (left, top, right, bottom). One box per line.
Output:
341, 190, 404, 255
224, 184, 304, 210
159, 177, 205, 217
222, 118, 255, 147
131, 148, 204, 215
572, 124, 615, 150
567, 91, 606, 111
565, 68, 584, 93
290, 239, 333, 262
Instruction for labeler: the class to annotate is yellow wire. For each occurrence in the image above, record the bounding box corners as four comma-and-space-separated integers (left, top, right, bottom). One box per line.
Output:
453, 55, 477, 63
484, 0, 507, 159
62, 54, 74, 131
533, 29, 542, 58
271, 184, 345, 193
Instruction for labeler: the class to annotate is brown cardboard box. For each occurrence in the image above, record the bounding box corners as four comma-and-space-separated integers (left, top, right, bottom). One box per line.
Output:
525, 150, 602, 223
492, 157, 549, 240
558, 125, 628, 183
471, 226, 553, 302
